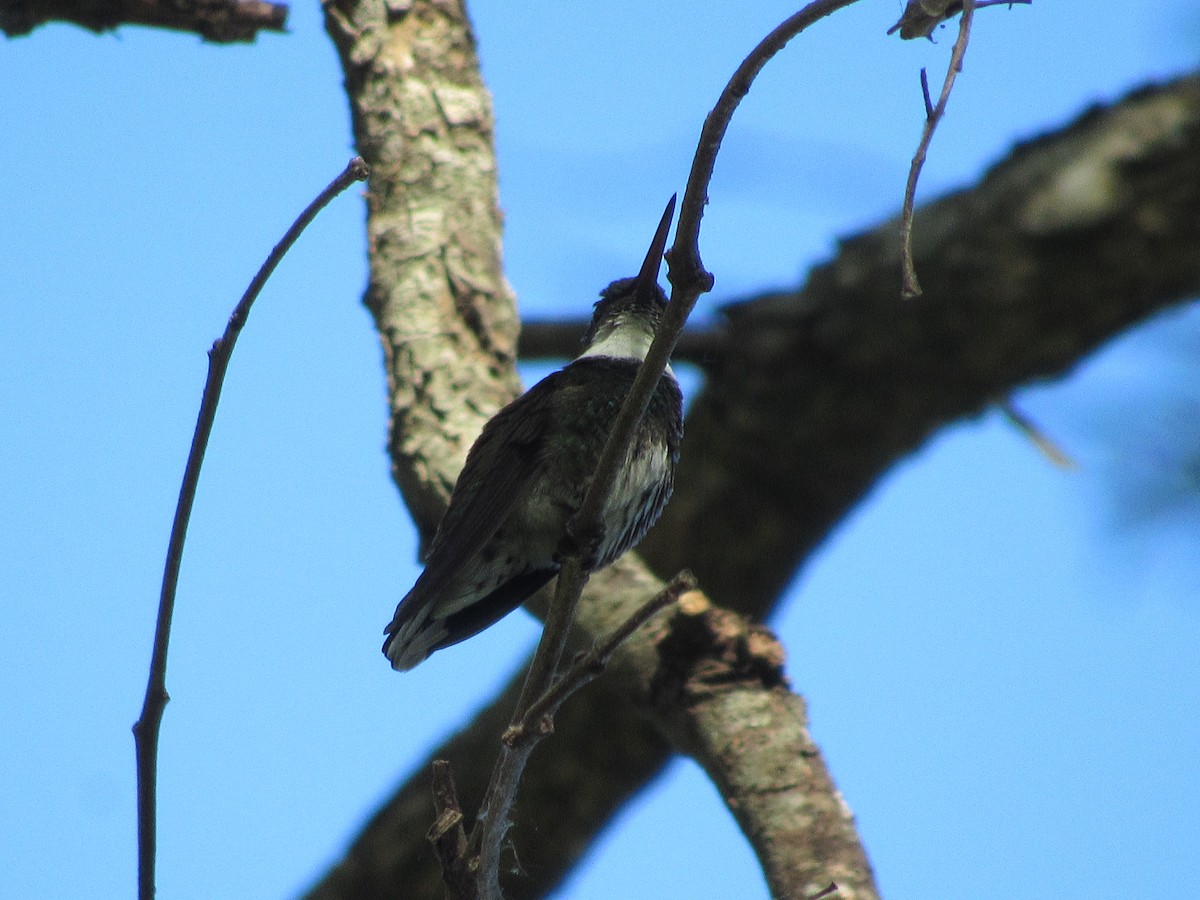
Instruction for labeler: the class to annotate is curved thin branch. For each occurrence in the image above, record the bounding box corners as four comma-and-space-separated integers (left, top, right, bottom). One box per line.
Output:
669, 0, 864, 294
471, 5, 870, 892
132, 157, 367, 900
899, 0, 975, 297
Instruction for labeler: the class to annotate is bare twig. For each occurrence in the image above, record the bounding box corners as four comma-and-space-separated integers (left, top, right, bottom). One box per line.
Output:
670, 0, 863, 294
899, 0, 976, 298
469, 549, 589, 896
130, 157, 368, 900
509, 571, 697, 745
998, 400, 1076, 469
469, 4, 865, 896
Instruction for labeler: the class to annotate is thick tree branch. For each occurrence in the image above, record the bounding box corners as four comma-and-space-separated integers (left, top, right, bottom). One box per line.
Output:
0, 0, 287, 42
304, 70, 1200, 900
651, 592, 878, 900
323, 0, 521, 538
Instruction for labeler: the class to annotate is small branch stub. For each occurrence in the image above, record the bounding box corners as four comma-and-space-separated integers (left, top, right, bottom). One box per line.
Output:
429, 760, 477, 900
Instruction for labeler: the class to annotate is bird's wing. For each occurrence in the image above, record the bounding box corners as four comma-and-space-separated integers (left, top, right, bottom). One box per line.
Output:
400, 372, 561, 609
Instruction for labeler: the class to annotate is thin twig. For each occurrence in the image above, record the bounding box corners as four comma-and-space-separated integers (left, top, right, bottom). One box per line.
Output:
888, 0, 1030, 40
509, 571, 697, 745
899, 0, 976, 298
998, 400, 1076, 469
468, 3, 865, 897
130, 157, 369, 900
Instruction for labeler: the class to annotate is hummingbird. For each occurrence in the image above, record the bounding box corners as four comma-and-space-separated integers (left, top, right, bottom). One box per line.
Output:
383, 196, 684, 671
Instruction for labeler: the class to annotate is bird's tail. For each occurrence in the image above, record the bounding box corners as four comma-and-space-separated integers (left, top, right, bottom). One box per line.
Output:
382, 596, 448, 671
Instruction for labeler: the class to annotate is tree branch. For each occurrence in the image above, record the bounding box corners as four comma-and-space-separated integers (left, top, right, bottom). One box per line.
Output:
323, 0, 521, 539
0, 0, 287, 42
468, 6, 871, 893
131, 157, 367, 900
512, 571, 696, 741
651, 591, 878, 900
899, 0, 976, 297
303, 70, 1200, 900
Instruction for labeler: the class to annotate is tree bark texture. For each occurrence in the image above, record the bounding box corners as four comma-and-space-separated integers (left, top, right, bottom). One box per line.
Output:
0, 0, 287, 41
324, 0, 521, 542
305, 65, 1200, 900
651, 592, 878, 900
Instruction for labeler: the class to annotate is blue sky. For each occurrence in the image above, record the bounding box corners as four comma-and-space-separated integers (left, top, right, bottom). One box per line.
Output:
2, 1, 1198, 898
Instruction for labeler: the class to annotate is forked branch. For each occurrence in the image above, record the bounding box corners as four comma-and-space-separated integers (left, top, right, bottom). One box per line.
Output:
898, 0, 977, 297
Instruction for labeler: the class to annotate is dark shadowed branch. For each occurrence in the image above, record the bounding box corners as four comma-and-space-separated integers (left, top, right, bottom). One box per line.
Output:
304, 70, 1200, 900
0, 0, 288, 42
131, 157, 367, 900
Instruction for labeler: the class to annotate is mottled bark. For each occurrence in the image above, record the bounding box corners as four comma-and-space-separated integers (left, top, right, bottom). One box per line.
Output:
651, 593, 878, 900
304, 71, 1200, 900
0, 0, 286, 41
323, 0, 521, 539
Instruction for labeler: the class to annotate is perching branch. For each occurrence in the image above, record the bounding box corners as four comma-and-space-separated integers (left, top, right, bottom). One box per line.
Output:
899, 0, 976, 297
468, 559, 689, 896
453, 573, 697, 897
467, 193, 676, 894
470, 4, 867, 893
303, 70, 1200, 900
0, 0, 288, 42
131, 157, 367, 900
511, 571, 697, 742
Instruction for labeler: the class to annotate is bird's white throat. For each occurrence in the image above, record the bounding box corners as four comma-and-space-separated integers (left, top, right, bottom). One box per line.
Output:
578, 322, 674, 377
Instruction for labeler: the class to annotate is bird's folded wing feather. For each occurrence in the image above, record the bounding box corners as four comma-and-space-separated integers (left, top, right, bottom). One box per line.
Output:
402, 374, 561, 606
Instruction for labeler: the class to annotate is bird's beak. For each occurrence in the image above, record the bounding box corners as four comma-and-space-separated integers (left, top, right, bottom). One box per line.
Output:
633, 193, 677, 304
